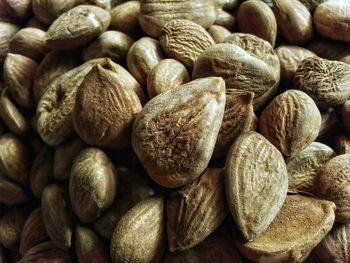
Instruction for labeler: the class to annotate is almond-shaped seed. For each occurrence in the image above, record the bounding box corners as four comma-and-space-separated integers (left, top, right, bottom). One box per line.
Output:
237, 195, 335, 263
46, 5, 111, 49
139, 0, 216, 38
160, 19, 215, 68
132, 77, 225, 188
93, 167, 154, 239
0, 0, 32, 23
275, 45, 316, 85
259, 90, 321, 157
9, 28, 48, 62
214, 10, 235, 31
53, 137, 84, 181
238, 0, 277, 47
315, 223, 350, 263
126, 37, 164, 85
33, 50, 81, 103
286, 142, 336, 195
225, 131, 288, 241
83, 31, 134, 62
213, 89, 257, 159
18, 241, 71, 263
0, 22, 19, 63
0, 88, 30, 136
73, 64, 142, 149
4, 53, 38, 108
69, 147, 117, 223
316, 154, 350, 223
335, 132, 350, 155
109, 1, 141, 37
207, 25, 231, 44
0, 133, 32, 185
272, 0, 313, 44
0, 206, 29, 250
36, 57, 110, 146
0, 173, 27, 205
167, 168, 228, 252
294, 57, 350, 109
164, 227, 242, 263
30, 146, 53, 199
76, 226, 111, 263
314, 1, 350, 43
19, 208, 49, 256
41, 184, 72, 251
147, 58, 190, 99
32, 0, 78, 24
110, 197, 165, 263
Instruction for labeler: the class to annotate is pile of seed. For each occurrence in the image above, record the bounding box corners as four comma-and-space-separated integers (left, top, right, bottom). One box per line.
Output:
0, 0, 350, 262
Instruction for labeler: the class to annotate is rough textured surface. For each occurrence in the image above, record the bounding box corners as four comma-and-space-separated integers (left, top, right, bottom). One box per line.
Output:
73, 63, 142, 149
316, 154, 350, 223
238, 0, 277, 46
286, 142, 336, 195
225, 131, 288, 241
315, 223, 350, 263
238, 195, 335, 263
132, 77, 226, 188
160, 19, 215, 68
259, 90, 321, 157
110, 197, 165, 263
139, 0, 216, 38
213, 89, 257, 159
147, 58, 190, 99
69, 147, 117, 223
167, 168, 228, 252
294, 57, 350, 109
314, 1, 350, 42
45, 5, 111, 49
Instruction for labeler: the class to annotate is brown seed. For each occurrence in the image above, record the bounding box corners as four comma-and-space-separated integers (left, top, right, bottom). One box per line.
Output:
207, 25, 231, 44
225, 131, 288, 241
335, 132, 350, 155
32, 0, 78, 24
217, 0, 240, 10
315, 223, 350, 263
307, 37, 350, 61
238, 195, 335, 262
45, 5, 111, 49
0, 133, 32, 185
69, 147, 117, 223
314, 1, 350, 42
126, 37, 164, 85
53, 137, 84, 181
0, 88, 30, 136
298, 0, 326, 12
315, 154, 350, 223
3, 53, 38, 108
0, 22, 19, 63
0, 172, 27, 205
132, 77, 226, 188
41, 184, 72, 250
75, 226, 111, 263
0, 206, 29, 250
110, 197, 165, 263
214, 10, 235, 31
213, 89, 257, 159
93, 167, 154, 239
19, 208, 49, 256
238, 0, 277, 47
159, 19, 215, 68
167, 168, 228, 252
286, 142, 336, 195
139, 0, 216, 38
0, 0, 32, 23
342, 100, 350, 135
73, 64, 142, 149
259, 90, 321, 157
82, 30, 134, 62
33, 50, 81, 103
147, 58, 190, 99
18, 241, 71, 263
294, 57, 350, 109
9, 28, 48, 62
272, 0, 313, 44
